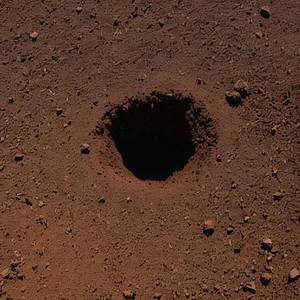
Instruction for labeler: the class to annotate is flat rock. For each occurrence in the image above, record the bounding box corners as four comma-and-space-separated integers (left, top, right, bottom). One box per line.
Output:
289, 268, 300, 280
30, 31, 39, 40
245, 281, 256, 293
0, 268, 9, 278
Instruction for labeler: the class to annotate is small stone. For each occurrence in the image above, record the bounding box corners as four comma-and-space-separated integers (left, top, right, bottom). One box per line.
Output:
158, 18, 164, 27
273, 191, 284, 200
30, 31, 39, 40
56, 108, 63, 116
153, 292, 162, 299
75, 6, 82, 13
226, 91, 242, 106
46, 262, 50, 268
203, 220, 215, 236
289, 268, 300, 280
38, 201, 45, 208
255, 30, 263, 38
8, 97, 14, 103
261, 272, 272, 285
196, 78, 205, 84
262, 238, 273, 250
271, 245, 280, 254
244, 281, 256, 293
81, 143, 90, 154
227, 226, 235, 234
0, 268, 9, 278
15, 153, 24, 161
233, 80, 250, 98
244, 215, 250, 222
266, 254, 273, 262
20, 286, 26, 292
201, 283, 208, 292
123, 290, 136, 299
260, 6, 270, 18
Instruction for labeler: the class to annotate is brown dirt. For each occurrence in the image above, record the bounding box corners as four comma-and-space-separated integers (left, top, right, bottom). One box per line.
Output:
0, 0, 300, 299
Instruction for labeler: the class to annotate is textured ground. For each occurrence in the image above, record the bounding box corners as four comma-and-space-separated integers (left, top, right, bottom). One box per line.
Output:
0, 0, 300, 299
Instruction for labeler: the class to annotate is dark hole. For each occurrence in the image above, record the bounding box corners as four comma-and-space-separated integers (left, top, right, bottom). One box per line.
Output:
108, 95, 196, 181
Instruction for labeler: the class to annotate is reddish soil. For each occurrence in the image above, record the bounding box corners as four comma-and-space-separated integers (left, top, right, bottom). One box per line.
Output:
0, 1, 300, 299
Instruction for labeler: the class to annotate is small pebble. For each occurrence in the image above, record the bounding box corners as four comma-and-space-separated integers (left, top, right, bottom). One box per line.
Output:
261, 272, 272, 285
226, 91, 242, 106
0, 268, 9, 278
153, 292, 162, 299
203, 220, 215, 236
260, 6, 270, 18
244, 281, 256, 293
75, 6, 82, 13
30, 31, 39, 41
123, 290, 136, 299
56, 108, 63, 116
227, 225, 235, 234
81, 143, 90, 154
233, 80, 250, 98
15, 153, 24, 161
273, 191, 284, 200
262, 238, 273, 250
289, 268, 300, 280
20, 286, 26, 292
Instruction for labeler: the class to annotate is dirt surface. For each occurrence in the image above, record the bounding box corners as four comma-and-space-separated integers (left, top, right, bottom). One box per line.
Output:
0, 0, 300, 299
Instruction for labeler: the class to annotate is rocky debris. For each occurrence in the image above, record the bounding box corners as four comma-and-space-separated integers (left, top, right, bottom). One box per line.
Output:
271, 245, 280, 254
196, 78, 206, 85
261, 272, 272, 285
227, 225, 235, 234
15, 153, 24, 161
123, 290, 136, 299
8, 97, 14, 103
0, 268, 9, 279
203, 220, 215, 236
81, 143, 90, 154
20, 286, 26, 292
260, 6, 270, 18
234, 80, 250, 98
153, 292, 162, 299
255, 30, 263, 38
273, 191, 284, 200
56, 108, 63, 116
201, 283, 209, 292
158, 18, 165, 27
226, 91, 242, 106
75, 6, 82, 14
289, 268, 300, 280
244, 281, 256, 293
244, 215, 250, 222
262, 238, 273, 250
30, 31, 39, 41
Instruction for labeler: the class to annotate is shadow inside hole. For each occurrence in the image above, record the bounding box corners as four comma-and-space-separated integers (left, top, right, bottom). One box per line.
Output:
109, 97, 196, 181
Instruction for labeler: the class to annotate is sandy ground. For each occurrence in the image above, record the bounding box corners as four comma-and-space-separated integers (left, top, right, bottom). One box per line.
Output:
0, 0, 300, 299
